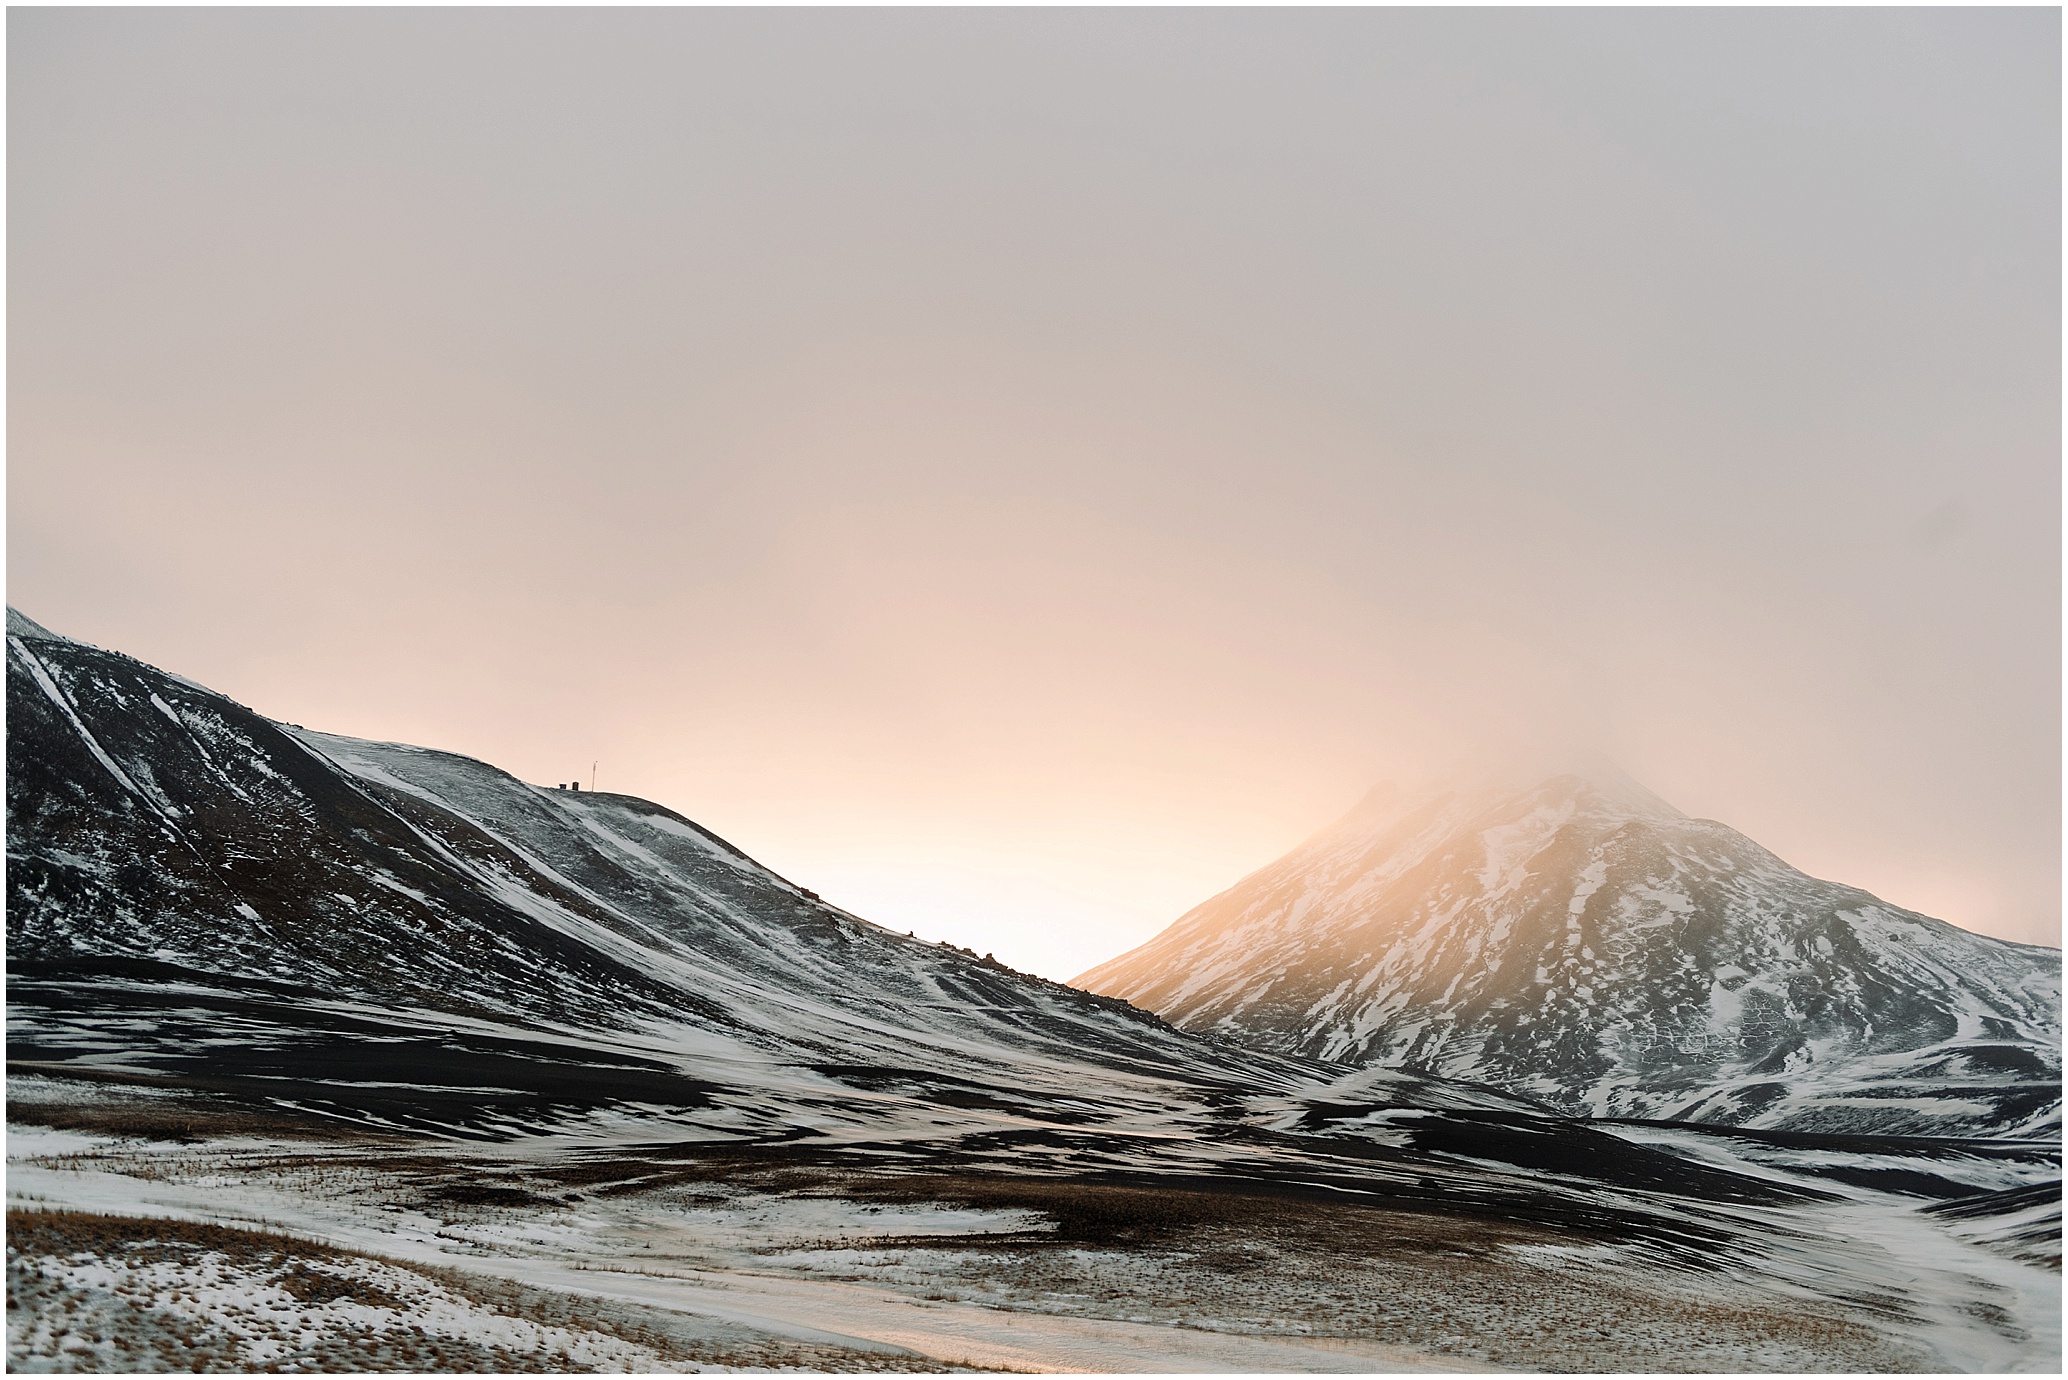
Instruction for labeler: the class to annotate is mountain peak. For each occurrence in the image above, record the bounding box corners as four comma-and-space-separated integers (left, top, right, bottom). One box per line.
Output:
1313, 767, 1686, 871
1527, 765, 1687, 823
1081, 766, 2060, 1138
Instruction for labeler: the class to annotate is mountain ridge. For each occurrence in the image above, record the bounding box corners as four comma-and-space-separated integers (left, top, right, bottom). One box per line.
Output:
8, 604, 1568, 1156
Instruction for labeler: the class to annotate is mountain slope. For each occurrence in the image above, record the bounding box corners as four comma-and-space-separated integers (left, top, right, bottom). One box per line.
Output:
1075, 775, 2062, 1138
7, 606, 1555, 1159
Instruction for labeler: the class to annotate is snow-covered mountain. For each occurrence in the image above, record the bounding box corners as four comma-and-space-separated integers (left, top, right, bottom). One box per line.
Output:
11, 609, 2064, 1372
7, 606, 1554, 1161
1076, 774, 2062, 1138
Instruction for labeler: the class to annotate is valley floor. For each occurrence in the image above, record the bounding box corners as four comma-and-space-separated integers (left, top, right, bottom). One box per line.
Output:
8, 1111, 2057, 1373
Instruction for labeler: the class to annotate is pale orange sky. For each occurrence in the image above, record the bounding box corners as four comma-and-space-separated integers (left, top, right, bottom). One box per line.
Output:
9, 10, 2060, 976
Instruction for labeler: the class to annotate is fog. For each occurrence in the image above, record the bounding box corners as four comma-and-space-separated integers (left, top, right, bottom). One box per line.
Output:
10, 9, 2058, 976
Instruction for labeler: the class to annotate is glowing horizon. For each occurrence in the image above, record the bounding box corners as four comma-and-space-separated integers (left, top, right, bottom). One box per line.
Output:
17, 589, 2051, 983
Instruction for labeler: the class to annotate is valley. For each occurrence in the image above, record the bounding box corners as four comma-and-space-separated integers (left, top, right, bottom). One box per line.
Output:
6, 608, 2059, 1372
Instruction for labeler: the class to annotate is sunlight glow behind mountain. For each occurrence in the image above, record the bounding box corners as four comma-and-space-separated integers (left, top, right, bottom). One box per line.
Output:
9, 10, 2057, 973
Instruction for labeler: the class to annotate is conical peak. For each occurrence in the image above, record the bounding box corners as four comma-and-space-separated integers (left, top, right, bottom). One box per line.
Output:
1524, 766, 1687, 824
1337, 761, 1686, 844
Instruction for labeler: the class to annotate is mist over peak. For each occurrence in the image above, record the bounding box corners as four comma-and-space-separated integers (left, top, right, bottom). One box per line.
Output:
1080, 767, 2060, 1138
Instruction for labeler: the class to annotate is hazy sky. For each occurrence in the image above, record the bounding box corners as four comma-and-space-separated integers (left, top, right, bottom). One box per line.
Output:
10, 9, 2060, 976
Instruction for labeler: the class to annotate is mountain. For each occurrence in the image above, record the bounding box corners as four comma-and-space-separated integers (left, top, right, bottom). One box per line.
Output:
10, 610, 2063, 1373
1075, 773, 2062, 1138
7, 606, 1587, 1171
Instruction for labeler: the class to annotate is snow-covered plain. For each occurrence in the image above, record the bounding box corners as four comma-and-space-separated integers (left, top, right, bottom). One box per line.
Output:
8, 1215, 689, 1374
11, 1122, 2057, 1373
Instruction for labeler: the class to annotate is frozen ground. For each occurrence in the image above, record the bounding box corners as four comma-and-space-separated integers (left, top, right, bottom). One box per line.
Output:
6, 1206, 969, 1373
8, 1120, 2057, 1373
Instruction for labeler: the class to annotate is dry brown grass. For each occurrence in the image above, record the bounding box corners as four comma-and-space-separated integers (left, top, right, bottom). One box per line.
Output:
733, 1170, 1934, 1373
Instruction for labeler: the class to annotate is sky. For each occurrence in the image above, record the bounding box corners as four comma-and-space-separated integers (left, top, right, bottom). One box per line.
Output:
9, 8, 2060, 977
